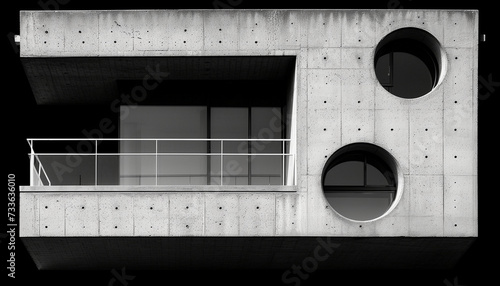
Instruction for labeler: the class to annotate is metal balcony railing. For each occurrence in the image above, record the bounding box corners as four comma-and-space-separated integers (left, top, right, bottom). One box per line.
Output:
27, 138, 295, 187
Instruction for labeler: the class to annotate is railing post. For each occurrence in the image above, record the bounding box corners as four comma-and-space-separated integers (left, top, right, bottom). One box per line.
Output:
220, 140, 223, 186
294, 154, 297, 186
155, 139, 158, 186
29, 140, 34, 186
282, 140, 285, 186
95, 140, 98, 186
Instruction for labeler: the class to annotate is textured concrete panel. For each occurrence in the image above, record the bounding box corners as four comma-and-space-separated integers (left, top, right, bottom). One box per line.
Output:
238, 11, 273, 51
409, 175, 444, 236
442, 49, 475, 176
341, 109, 375, 145
166, 11, 204, 51
239, 193, 275, 236
133, 194, 170, 236
307, 175, 342, 236
409, 108, 444, 175
65, 194, 98, 236
204, 193, 239, 236
63, 12, 99, 54
275, 193, 306, 235
169, 193, 204, 236
444, 104, 475, 175
203, 11, 239, 51
340, 216, 377, 235
409, 85, 445, 111
307, 48, 341, 69
98, 12, 134, 53
444, 175, 477, 236
98, 194, 134, 236
28, 12, 66, 55
375, 85, 411, 110
443, 11, 477, 48
374, 109, 410, 174
305, 11, 341, 48
374, 84, 445, 113
274, 10, 302, 49
19, 194, 38, 237
341, 11, 376, 47
39, 195, 65, 236
307, 69, 341, 108
340, 69, 375, 110
341, 48, 372, 69
132, 11, 170, 51
19, 12, 35, 55
444, 48, 474, 107
409, 217, 443, 237
307, 108, 341, 176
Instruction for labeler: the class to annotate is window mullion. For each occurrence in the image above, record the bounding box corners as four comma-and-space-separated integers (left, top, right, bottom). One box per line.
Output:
363, 155, 367, 187
207, 105, 211, 185
248, 106, 252, 185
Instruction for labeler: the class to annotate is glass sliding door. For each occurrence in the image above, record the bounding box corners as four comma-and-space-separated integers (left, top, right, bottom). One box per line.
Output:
118, 105, 284, 186
120, 106, 207, 185
210, 107, 283, 185
250, 107, 283, 185
210, 107, 249, 185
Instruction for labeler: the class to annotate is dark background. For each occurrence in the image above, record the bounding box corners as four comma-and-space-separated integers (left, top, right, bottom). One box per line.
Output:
3, 0, 498, 285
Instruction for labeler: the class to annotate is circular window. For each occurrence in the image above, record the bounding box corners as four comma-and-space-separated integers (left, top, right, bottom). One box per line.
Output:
322, 143, 400, 221
374, 28, 445, 99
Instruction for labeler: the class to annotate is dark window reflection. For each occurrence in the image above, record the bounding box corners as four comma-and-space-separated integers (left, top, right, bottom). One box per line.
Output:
322, 150, 397, 221
375, 38, 439, 99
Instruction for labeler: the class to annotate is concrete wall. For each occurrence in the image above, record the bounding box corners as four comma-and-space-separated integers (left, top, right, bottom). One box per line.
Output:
20, 10, 478, 238
20, 186, 302, 237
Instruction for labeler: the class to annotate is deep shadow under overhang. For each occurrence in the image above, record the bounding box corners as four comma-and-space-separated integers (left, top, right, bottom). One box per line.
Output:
21, 56, 296, 105
21, 236, 475, 270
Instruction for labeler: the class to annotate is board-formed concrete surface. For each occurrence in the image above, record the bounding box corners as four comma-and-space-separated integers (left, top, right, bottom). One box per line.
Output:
19, 9, 478, 269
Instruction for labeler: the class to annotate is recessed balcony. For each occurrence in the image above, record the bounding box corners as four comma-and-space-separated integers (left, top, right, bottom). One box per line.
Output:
27, 137, 295, 187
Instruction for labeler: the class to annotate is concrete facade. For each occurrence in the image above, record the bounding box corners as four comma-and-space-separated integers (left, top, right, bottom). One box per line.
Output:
19, 9, 478, 269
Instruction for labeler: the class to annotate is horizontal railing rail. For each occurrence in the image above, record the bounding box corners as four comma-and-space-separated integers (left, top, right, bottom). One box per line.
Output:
27, 138, 295, 187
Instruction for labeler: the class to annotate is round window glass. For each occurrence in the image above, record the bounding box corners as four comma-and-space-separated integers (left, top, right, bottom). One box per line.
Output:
322, 143, 399, 221
374, 28, 444, 99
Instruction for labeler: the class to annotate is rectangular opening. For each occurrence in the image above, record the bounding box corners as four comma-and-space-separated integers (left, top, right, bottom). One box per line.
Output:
117, 56, 297, 186
27, 56, 297, 187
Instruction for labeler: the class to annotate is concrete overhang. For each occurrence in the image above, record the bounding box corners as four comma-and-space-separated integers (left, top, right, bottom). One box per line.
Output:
19, 9, 478, 105
21, 56, 297, 105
